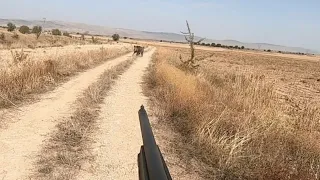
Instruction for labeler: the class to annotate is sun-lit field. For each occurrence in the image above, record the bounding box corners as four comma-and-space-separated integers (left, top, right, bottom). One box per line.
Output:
0, 42, 132, 108
0, 28, 81, 49
145, 46, 320, 179
1, 0, 319, 179
1, 20, 319, 180
0, 43, 130, 68
122, 38, 320, 61
197, 48, 320, 103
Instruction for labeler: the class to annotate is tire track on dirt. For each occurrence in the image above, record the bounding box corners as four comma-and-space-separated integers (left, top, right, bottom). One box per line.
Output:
32, 54, 139, 180
77, 49, 155, 180
0, 52, 133, 180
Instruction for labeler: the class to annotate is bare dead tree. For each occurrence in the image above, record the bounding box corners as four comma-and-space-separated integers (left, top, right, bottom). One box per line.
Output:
180, 20, 205, 68
36, 18, 45, 40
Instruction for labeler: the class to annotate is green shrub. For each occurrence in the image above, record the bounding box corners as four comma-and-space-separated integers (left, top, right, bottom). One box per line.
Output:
7, 22, 16, 32
52, 29, 61, 36
112, 34, 120, 41
32, 26, 42, 39
19, 25, 30, 34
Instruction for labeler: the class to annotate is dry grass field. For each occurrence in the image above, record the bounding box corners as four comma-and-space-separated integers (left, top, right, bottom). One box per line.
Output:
0, 28, 82, 49
2, 3, 319, 179
0, 27, 118, 52
1, 25, 319, 179
0, 43, 129, 68
145, 46, 320, 179
0, 42, 132, 108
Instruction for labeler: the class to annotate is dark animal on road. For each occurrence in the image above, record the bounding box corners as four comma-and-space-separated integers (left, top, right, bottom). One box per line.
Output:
133, 46, 144, 57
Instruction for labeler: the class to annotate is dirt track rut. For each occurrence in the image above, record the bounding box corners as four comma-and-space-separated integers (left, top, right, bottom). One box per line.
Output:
0, 52, 133, 180
77, 49, 155, 180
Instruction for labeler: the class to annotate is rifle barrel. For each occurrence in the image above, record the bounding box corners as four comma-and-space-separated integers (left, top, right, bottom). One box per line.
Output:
138, 105, 170, 180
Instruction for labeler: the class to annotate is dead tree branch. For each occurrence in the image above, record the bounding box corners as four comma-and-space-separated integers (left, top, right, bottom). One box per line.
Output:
180, 20, 205, 69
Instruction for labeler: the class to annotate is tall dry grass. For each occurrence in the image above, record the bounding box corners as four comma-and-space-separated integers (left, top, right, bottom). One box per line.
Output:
0, 47, 130, 108
0, 28, 82, 49
146, 47, 320, 179
32, 56, 136, 180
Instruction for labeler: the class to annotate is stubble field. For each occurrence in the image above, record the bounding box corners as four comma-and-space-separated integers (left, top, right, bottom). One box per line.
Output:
145, 46, 320, 179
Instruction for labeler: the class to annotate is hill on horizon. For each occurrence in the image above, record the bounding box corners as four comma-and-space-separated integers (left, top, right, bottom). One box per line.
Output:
0, 18, 317, 54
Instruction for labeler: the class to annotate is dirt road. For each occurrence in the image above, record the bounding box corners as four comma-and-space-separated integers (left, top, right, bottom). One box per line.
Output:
77, 49, 155, 180
0, 52, 134, 180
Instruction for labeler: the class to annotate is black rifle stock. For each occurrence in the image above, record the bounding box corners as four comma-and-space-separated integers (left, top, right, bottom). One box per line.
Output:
138, 105, 172, 180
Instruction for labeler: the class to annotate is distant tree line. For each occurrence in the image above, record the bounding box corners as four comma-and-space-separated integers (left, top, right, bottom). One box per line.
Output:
194, 41, 245, 49
267, 49, 311, 56
2, 22, 315, 56
158, 39, 246, 49
158, 38, 313, 55
3, 22, 76, 39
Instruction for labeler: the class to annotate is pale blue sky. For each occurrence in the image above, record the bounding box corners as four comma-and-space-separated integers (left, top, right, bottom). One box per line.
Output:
0, 0, 319, 51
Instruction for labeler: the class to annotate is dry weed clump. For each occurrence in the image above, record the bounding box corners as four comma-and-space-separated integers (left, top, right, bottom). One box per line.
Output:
146, 47, 320, 179
10, 48, 29, 64
33, 56, 136, 180
0, 47, 130, 108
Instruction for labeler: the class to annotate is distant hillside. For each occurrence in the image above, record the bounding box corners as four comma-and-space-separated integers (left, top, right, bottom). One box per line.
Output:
0, 18, 317, 54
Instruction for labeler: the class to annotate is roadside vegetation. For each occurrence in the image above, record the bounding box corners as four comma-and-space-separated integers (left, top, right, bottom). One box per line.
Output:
112, 34, 120, 41
0, 47, 130, 108
145, 47, 320, 179
0, 22, 101, 49
0, 27, 80, 49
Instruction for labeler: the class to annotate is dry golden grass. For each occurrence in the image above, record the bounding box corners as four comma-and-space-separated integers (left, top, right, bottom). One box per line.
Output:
199, 49, 320, 118
32, 56, 136, 180
0, 47, 130, 108
0, 28, 121, 50
146, 47, 320, 179
0, 43, 131, 67
0, 28, 83, 49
